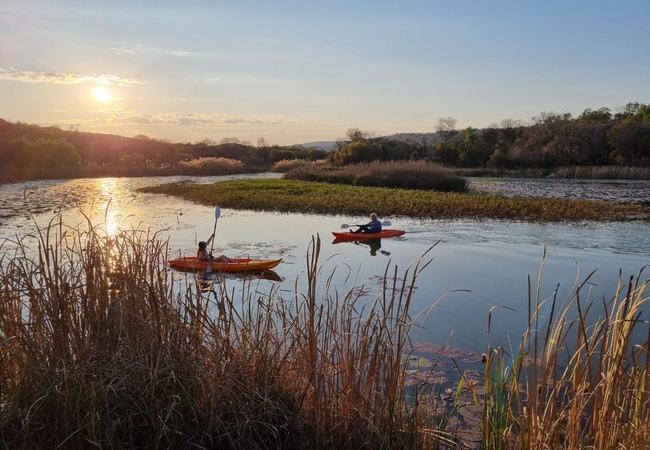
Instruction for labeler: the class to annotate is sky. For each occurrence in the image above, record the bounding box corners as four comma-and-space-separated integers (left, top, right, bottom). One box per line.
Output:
1, 0, 648, 146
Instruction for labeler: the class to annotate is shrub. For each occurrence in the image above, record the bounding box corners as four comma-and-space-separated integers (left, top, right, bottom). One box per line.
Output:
178, 157, 246, 175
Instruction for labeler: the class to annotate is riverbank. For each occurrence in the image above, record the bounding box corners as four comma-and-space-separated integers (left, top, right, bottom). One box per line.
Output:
139, 178, 650, 222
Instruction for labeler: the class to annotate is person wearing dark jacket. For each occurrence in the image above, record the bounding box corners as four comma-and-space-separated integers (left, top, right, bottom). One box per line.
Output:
351, 213, 382, 234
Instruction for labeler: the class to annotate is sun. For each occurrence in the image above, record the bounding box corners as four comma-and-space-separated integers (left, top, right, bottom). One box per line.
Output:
92, 86, 113, 101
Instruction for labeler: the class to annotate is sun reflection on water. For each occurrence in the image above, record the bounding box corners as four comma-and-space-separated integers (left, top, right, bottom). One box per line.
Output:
99, 178, 120, 237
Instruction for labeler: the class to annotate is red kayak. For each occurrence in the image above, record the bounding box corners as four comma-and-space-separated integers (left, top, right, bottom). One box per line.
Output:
331, 229, 405, 241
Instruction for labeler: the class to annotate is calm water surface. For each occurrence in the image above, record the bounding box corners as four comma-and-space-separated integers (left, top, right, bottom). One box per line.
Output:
2, 176, 649, 357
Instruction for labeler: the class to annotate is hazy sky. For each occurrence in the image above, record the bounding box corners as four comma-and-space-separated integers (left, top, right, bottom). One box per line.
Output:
1, 1, 648, 146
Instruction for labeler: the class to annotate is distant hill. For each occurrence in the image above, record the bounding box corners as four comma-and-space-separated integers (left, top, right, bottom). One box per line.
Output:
383, 132, 442, 144
298, 133, 442, 151
297, 141, 338, 151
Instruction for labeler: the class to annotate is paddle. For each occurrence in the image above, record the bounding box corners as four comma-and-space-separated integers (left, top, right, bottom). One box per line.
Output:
206, 205, 221, 275
340, 220, 391, 229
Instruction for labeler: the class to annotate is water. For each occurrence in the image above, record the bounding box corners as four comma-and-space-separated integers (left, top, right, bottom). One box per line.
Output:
1, 175, 649, 357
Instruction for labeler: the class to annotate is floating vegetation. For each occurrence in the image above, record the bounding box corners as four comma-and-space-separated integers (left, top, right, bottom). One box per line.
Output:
139, 178, 650, 222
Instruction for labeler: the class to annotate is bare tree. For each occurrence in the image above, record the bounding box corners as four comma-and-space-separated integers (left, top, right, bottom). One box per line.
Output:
500, 118, 521, 129
435, 117, 458, 142
199, 137, 217, 145
345, 128, 374, 142
257, 137, 269, 148
220, 137, 241, 144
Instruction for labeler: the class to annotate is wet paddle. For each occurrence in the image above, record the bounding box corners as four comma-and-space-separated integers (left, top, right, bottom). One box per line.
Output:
340, 220, 391, 229
206, 205, 221, 275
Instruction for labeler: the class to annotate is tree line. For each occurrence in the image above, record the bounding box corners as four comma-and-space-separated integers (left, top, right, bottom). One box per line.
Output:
1, 101, 648, 183
0, 119, 328, 183
330, 102, 650, 169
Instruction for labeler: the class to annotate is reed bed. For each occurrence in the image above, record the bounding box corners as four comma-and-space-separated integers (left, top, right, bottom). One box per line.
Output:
139, 178, 650, 222
0, 216, 448, 449
476, 256, 650, 449
270, 159, 327, 173
2, 217, 649, 449
284, 160, 468, 192
178, 156, 246, 175
552, 166, 650, 180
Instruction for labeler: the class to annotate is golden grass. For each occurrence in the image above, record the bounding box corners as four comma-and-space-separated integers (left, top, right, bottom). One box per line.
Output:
474, 252, 650, 449
1, 216, 649, 448
178, 156, 246, 175
0, 215, 448, 448
139, 178, 650, 222
284, 160, 468, 192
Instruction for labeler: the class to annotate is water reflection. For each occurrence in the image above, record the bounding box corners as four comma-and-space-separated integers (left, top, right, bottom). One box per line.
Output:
332, 237, 391, 257
1, 175, 649, 360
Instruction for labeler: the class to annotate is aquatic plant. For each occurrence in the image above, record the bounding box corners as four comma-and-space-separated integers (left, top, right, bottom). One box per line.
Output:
139, 178, 650, 222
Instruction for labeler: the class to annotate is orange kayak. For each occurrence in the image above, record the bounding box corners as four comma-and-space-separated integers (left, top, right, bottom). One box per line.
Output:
331, 229, 406, 241
169, 256, 282, 272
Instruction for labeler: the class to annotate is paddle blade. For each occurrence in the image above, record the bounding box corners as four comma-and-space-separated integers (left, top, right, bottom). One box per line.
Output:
340, 224, 351, 229
214, 205, 221, 219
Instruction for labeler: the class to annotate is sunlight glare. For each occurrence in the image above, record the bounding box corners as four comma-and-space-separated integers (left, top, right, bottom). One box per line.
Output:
100, 178, 120, 236
92, 86, 113, 101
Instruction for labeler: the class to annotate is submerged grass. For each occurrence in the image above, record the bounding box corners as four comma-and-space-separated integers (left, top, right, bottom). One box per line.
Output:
1, 215, 649, 448
139, 178, 649, 222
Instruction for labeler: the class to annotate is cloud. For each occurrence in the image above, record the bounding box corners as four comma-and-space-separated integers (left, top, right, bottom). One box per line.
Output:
0, 67, 145, 86
109, 43, 198, 57
202, 76, 224, 83
60, 110, 318, 129
199, 75, 281, 85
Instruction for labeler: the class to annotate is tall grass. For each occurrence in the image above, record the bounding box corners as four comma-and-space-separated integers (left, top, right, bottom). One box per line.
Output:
284, 160, 468, 192
474, 252, 650, 449
178, 156, 246, 175
2, 216, 649, 448
0, 216, 447, 448
270, 159, 327, 173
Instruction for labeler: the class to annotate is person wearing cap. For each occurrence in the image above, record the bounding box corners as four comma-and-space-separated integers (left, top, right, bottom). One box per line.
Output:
197, 233, 231, 262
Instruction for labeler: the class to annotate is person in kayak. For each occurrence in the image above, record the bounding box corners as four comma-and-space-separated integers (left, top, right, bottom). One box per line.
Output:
198, 234, 232, 262
351, 212, 382, 234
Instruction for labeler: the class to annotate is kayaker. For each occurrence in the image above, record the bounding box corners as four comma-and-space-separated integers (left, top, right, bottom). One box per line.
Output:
197, 234, 232, 262
351, 212, 382, 234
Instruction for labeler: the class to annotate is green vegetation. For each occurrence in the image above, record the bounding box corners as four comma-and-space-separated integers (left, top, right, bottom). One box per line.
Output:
1, 219, 648, 448
0, 119, 328, 184
139, 178, 649, 222
283, 160, 468, 192
331, 103, 650, 172
2, 100, 649, 184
